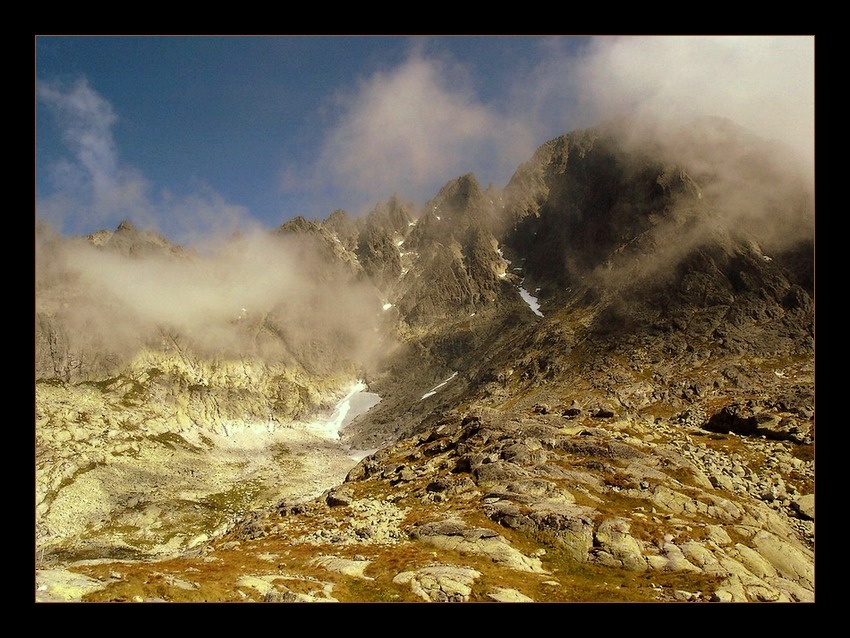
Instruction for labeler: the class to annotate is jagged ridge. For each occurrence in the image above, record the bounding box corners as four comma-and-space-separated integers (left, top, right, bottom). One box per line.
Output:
35, 117, 814, 602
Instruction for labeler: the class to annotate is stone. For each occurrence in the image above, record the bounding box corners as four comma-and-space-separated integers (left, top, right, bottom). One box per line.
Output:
311, 555, 373, 579
791, 494, 814, 520
393, 565, 482, 602
751, 530, 814, 590
35, 569, 108, 602
594, 518, 648, 572
731, 544, 777, 580
487, 587, 534, 602
326, 486, 354, 507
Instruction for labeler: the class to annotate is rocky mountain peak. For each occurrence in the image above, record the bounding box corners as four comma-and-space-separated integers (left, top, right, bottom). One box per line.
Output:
276, 215, 322, 236
366, 195, 415, 235
432, 172, 482, 206
422, 173, 489, 226
403, 174, 499, 257
84, 220, 183, 258
35, 118, 815, 603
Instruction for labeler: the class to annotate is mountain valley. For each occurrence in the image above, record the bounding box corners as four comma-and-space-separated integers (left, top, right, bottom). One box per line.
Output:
35, 117, 815, 603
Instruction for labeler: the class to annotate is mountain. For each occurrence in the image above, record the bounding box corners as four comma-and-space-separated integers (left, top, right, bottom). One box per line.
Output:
35, 118, 814, 602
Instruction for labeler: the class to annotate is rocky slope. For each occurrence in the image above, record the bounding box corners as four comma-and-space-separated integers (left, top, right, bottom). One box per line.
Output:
35, 118, 814, 602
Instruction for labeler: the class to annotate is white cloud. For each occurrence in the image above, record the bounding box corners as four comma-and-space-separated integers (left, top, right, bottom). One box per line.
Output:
289, 36, 813, 216
37, 226, 385, 367
37, 77, 254, 243
290, 53, 535, 214
37, 77, 156, 231
572, 36, 814, 176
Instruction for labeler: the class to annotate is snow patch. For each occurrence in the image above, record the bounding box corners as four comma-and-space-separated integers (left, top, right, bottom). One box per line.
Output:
519, 283, 544, 317
382, 303, 393, 311
420, 372, 458, 400
304, 382, 381, 440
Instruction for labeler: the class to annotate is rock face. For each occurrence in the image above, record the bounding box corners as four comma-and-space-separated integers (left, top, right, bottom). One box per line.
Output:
388, 174, 508, 325
35, 360, 364, 561
35, 117, 814, 603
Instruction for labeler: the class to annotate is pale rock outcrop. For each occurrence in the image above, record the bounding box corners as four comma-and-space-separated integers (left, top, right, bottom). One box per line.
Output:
791, 494, 814, 520
410, 520, 546, 574
593, 518, 648, 572
393, 565, 482, 602
36, 568, 108, 602
751, 530, 814, 590
656, 541, 702, 573
311, 556, 373, 579
487, 587, 535, 602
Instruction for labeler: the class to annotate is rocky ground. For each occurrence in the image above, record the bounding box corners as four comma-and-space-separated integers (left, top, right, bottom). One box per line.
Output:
35, 120, 814, 603
36, 378, 814, 603
35, 369, 367, 588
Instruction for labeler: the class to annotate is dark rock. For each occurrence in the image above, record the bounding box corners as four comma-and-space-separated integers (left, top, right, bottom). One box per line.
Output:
326, 486, 354, 507
426, 478, 452, 493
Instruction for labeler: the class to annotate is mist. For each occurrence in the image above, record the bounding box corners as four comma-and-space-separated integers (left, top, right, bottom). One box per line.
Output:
571, 36, 814, 180
35, 37, 814, 375
577, 36, 813, 251
291, 36, 813, 222
284, 51, 538, 217
37, 37, 813, 242
35, 225, 385, 376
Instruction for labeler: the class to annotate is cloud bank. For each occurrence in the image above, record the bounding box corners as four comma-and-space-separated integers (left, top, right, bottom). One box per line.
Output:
284, 36, 812, 218
583, 37, 814, 255
572, 36, 814, 180
285, 52, 537, 215
35, 226, 385, 377
38, 37, 813, 238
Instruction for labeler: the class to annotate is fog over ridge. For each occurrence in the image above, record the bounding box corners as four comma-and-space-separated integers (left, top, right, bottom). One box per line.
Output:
36, 226, 385, 373
36, 37, 813, 375
37, 37, 813, 241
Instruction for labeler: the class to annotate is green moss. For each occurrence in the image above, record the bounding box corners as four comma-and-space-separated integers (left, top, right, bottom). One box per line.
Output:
201, 481, 265, 518
269, 442, 293, 464
340, 577, 406, 602
147, 432, 203, 453
36, 377, 67, 387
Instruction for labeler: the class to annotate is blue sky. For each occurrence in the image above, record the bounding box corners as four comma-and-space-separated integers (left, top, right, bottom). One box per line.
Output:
36, 35, 814, 244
